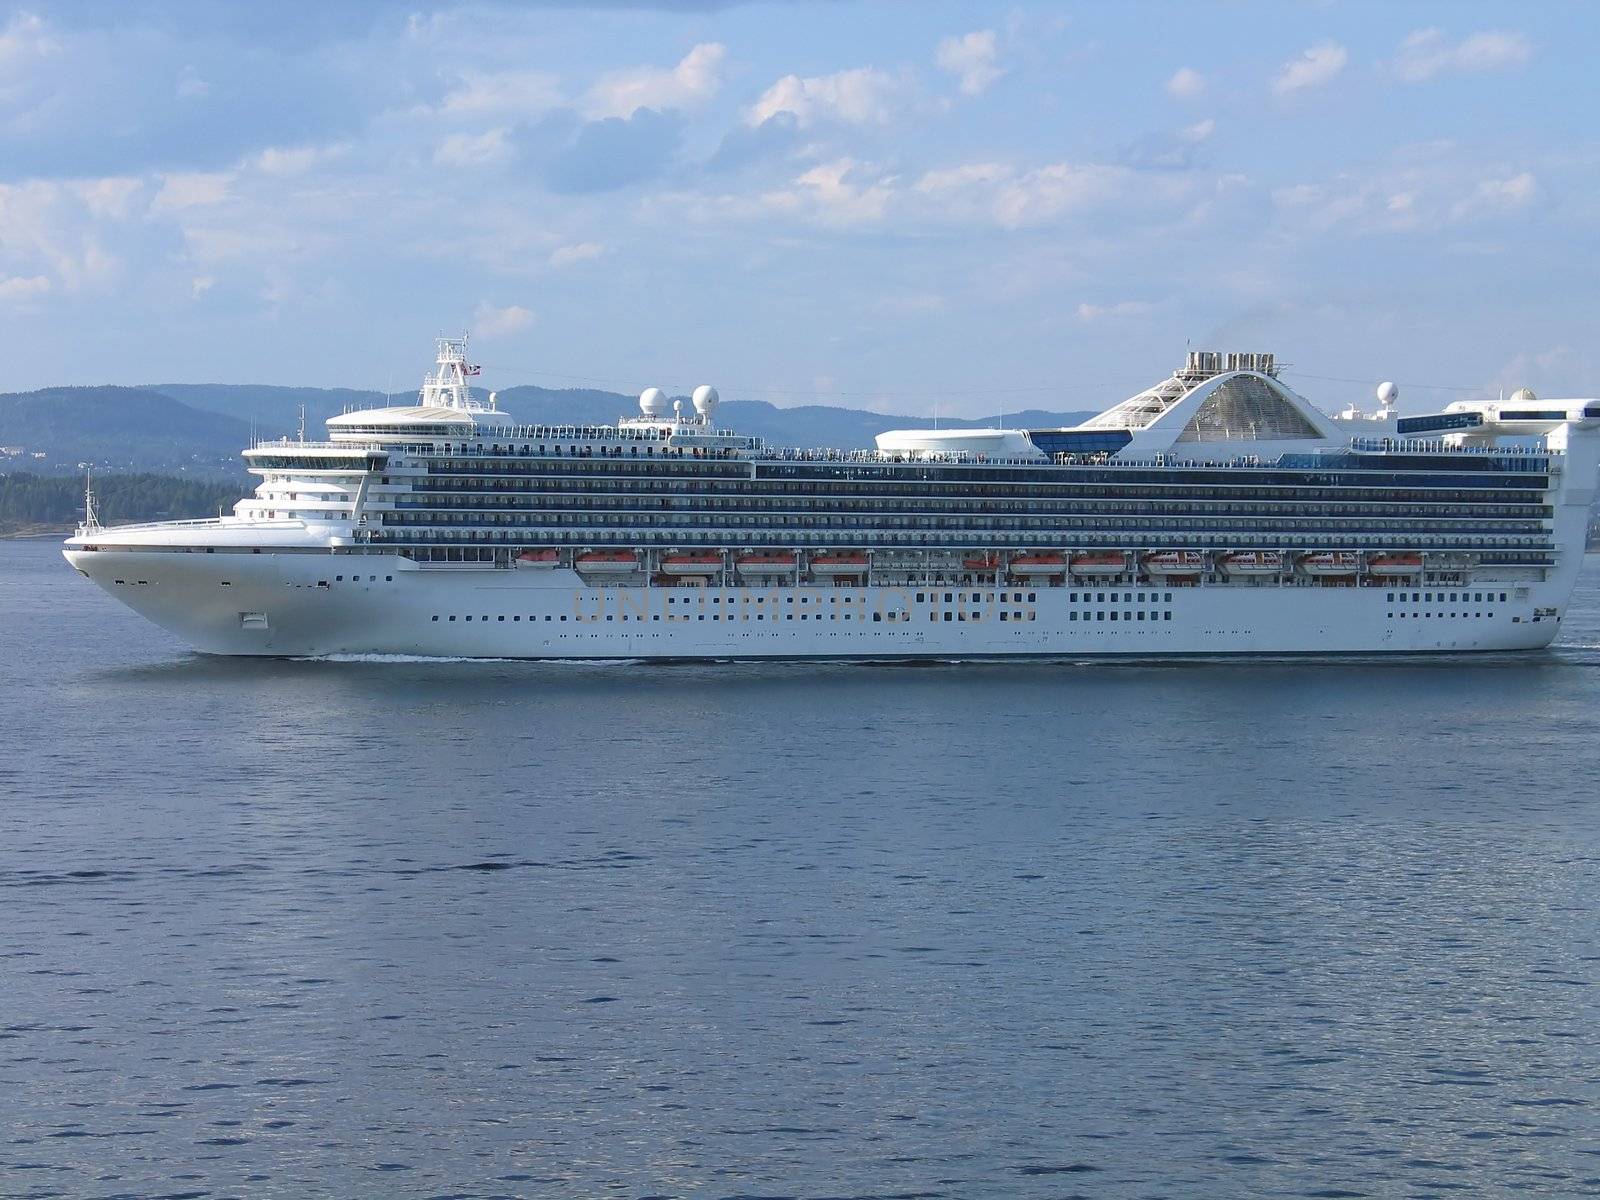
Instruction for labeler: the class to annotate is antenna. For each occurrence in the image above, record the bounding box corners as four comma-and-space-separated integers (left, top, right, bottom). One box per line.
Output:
297, 401, 306, 443
78, 463, 100, 532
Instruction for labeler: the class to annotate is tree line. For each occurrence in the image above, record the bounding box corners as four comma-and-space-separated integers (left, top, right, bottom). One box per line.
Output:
0, 472, 247, 533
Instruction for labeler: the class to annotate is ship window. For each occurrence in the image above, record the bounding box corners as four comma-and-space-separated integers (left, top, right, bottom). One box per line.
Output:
449, 615, 456, 621
1070, 612, 1077, 621
465, 615, 472, 621
498, 615, 505, 621
1165, 611, 1172, 620
1175, 375, 1322, 443
431, 615, 438, 621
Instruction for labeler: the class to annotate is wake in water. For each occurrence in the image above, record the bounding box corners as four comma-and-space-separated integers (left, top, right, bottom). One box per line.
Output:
294, 653, 643, 666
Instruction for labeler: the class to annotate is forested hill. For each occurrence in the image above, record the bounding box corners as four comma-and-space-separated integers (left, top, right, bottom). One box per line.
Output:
160, 381, 1097, 451
0, 472, 247, 536
0, 387, 260, 477
2, 380, 1096, 477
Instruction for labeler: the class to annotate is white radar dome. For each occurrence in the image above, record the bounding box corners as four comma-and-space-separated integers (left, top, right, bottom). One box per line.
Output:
1376, 381, 1398, 407
692, 384, 720, 417
639, 387, 667, 417
1511, 386, 1538, 403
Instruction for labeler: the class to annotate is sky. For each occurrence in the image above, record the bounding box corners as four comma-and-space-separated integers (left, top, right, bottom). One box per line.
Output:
1, 0, 1597, 417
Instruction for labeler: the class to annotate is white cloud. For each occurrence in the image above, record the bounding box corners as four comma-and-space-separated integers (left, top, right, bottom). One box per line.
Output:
433, 128, 512, 168
1181, 118, 1215, 143
69, 177, 143, 220
1166, 67, 1205, 100
1272, 41, 1348, 95
0, 10, 55, 64
0, 274, 51, 303
783, 158, 896, 226
935, 30, 1004, 97
873, 291, 947, 316
914, 162, 1011, 193
151, 171, 233, 212
991, 162, 1134, 229
435, 70, 562, 120
175, 66, 209, 99
1451, 171, 1537, 220
1273, 160, 1539, 234
250, 143, 347, 176
1075, 300, 1151, 321
1393, 29, 1532, 83
191, 275, 215, 298
584, 43, 726, 119
0, 180, 123, 291
913, 159, 1155, 229
473, 302, 535, 338
747, 67, 906, 128
548, 242, 607, 268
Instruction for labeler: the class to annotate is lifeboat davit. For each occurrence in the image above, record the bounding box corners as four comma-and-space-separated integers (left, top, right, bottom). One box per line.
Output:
1009, 552, 1068, 577
515, 548, 560, 568
575, 550, 638, 573
660, 553, 723, 575
736, 551, 798, 576
1142, 550, 1205, 576
1298, 551, 1359, 576
1366, 552, 1423, 577
1219, 551, 1283, 576
810, 552, 869, 576
1070, 551, 1125, 576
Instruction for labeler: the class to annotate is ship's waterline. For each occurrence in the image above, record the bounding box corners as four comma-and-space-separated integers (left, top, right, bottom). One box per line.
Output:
62, 337, 1600, 659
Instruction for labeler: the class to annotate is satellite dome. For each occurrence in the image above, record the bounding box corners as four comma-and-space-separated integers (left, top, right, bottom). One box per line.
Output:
639, 387, 667, 417
692, 385, 720, 417
1375, 381, 1399, 407
1511, 386, 1538, 404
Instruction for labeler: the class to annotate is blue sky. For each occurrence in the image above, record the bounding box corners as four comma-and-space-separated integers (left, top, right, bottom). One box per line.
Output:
1, 0, 1595, 417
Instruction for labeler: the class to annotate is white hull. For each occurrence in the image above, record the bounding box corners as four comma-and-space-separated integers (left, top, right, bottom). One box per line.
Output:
63, 548, 1572, 659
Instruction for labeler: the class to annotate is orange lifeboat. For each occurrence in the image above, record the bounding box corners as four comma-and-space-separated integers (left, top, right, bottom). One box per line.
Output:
515, 548, 559, 568
574, 550, 638, 573
736, 551, 798, 576
810, 551, 869, 576
1366, 552, 1423, 577
1009, 552, 1068, 577
1298, 551, 1359, 576
1069, 551, 1125, 576
963, 554, 1000, 571
1219, 550, 1283, 576
1142, 550, 1205, 576
660, 552, 723, 575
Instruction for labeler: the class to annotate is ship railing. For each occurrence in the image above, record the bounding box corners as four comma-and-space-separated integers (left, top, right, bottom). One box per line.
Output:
1347, 436, 1552, 457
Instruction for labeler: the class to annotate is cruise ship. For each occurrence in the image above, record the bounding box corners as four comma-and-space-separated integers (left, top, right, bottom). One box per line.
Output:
63, 337, 1600, 659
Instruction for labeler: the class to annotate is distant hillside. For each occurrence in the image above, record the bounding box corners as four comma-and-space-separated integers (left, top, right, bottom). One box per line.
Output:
0, 387, 259, 478
154, 384, 389, 434
493, 385, 1098, 449
0, 380, 1096, 477
0, 471, 248, 536
163, 380, 1098, 445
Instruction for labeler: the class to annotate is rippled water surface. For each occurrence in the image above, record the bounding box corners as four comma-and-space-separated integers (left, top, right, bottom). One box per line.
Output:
3, 538, 1599, 1199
